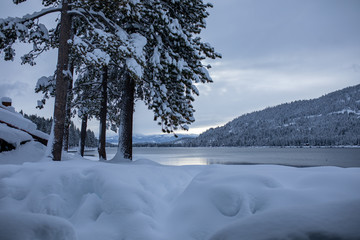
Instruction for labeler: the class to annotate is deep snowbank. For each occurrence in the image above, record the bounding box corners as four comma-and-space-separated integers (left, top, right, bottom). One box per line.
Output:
0, 142, 359, 240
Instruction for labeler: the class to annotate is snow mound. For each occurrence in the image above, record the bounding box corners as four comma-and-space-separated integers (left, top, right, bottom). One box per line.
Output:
210, 200, 360, 240
0, 140, 46, 164
0, 211, 76, 240
133, 158, 162, 166
0, 150, 359, 240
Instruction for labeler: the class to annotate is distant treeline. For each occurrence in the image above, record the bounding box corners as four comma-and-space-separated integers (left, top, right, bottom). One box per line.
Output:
132, 137, 197, 147
21, 111, 98, 148
189, 85, 360, 147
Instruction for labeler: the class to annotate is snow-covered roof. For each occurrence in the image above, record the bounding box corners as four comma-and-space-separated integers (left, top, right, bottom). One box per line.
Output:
0, 108, 37, 132
0, 107, 49, 144
1, 97, 12, 103
0, 123, 32, 147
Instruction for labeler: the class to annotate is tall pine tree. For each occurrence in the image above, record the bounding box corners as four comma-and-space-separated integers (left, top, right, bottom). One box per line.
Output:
1, 0, 220, 161
1, 0, 146, 160
113, 0, 221, 160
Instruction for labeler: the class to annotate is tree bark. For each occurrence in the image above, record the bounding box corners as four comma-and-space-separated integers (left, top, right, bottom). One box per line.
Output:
63, 63, 74, 152
98, 66, 108, 160
52, 0, 72, 161
80, 114, 88, 157
115, 71, 135, 160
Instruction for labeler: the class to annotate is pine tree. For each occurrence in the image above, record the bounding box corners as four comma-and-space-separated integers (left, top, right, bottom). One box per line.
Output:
1, 0, 146, 160
79, 114, 87, 157
63, 63, 75, 151
1, 0, 220, 161
98, 66, 108, 160
113, 0, 221, 160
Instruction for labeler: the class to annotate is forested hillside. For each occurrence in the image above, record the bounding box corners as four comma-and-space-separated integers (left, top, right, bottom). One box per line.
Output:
21, 112, 98, 148
191, 85, 360, 147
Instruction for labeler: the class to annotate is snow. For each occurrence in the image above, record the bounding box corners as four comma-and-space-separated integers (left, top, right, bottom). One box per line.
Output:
0, 108, 49, 142
126, 33, 147, 79
330, 108, 360, 116
72, 35, 88, 49
0, 145, 359, 240
0, 123, 32, 147
62, 69, 73, 79
115, 27, 129, 41
86, 49, 111, 66
200, 66, 212, 82
0, 98, 16, 113
151, 46, 161, 67
1, 97, 12, 103
21, 7, 62, 22
160, 84, 168, 95
129, 33, 147, 59
37, 100, 44, 108
0, 211, 76, 240
32, 129, 50, 141
36, 75, 54, 90
0, 108, 37, 132
126, 58, 143, 79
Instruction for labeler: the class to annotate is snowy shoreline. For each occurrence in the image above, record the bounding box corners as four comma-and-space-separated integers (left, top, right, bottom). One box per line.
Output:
100, 144, 360, 149
1, 141, 360, 240
85, 146, 360, 168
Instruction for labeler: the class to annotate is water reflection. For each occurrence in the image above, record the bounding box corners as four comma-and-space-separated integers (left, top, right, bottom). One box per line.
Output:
151, 157, 208, 166
81, 147, 360, 167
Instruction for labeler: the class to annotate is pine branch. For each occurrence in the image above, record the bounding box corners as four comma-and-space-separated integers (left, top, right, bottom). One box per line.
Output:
2, 6, 62, 24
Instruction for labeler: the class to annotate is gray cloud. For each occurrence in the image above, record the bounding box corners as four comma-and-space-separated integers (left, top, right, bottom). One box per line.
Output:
117, 0, 360, 135
1, 0, 359, 135
0, 82, 29, 97
203, 0, 360, 60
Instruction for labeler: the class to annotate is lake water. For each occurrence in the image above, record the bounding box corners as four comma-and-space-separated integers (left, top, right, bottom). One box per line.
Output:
84, 147, 360, 167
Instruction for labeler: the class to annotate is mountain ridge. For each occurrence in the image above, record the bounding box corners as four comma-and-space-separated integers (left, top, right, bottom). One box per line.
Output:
106, 134, 198, 145
190, 84, 360, 147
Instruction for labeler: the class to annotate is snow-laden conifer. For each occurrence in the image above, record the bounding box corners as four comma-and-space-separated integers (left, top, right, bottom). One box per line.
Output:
1, 0, 220, 161
138, 0, 221, 134
0, 0, 149, 160
113, 0, 221, 160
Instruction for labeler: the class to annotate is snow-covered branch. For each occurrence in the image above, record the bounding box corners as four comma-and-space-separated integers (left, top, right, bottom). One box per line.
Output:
69, 8, 117, 34
6, 7, 61, 24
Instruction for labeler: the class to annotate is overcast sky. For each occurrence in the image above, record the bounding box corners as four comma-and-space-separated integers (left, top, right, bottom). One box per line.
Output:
1, 0, 359, 136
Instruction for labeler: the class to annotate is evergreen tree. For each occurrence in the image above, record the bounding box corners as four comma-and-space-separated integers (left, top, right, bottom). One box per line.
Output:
1, 0, 146, 160
113, 0, 221, 160
191, 84, 360, 147
1, 0, 220, 161
98, 66, 108, 160
22, 113, 98, 148
79, 114, 87, 157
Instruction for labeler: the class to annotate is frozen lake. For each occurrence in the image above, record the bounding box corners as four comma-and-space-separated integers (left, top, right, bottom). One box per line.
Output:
85, 147, 360, 167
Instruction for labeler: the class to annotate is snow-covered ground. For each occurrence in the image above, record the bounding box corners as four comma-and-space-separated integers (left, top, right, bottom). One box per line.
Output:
0, 141, 359, 240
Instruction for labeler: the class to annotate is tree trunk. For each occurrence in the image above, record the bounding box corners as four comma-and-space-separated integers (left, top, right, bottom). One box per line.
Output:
52, 0, 72, 161
80, 114, 88, 157
63, 63, 74, 152
98, 66, 108, 160
115, 71, 135, 160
